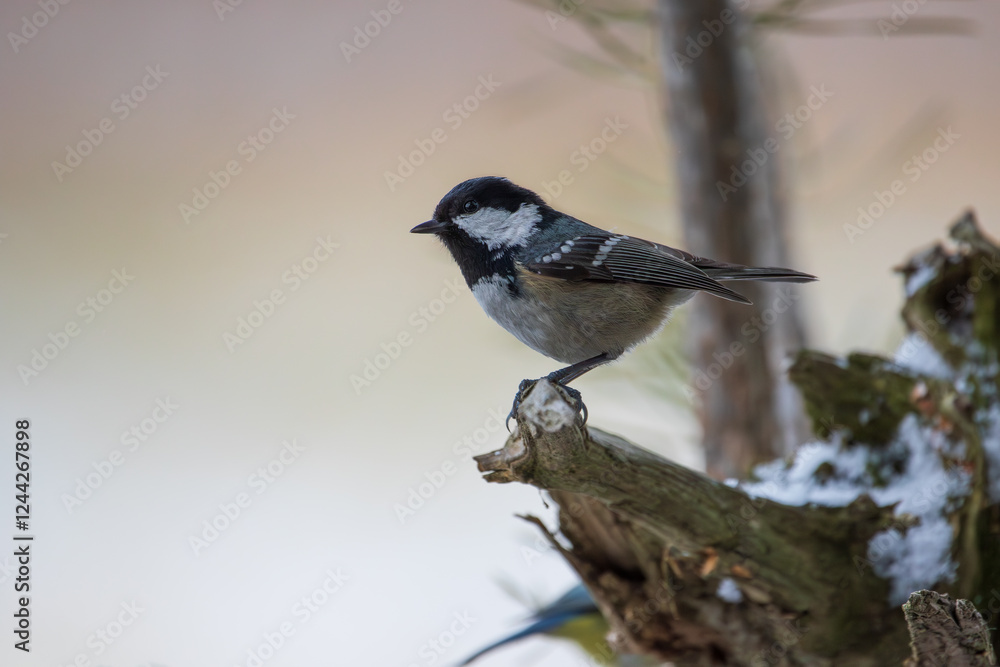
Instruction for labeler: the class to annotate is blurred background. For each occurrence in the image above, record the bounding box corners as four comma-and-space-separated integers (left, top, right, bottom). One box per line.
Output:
1, 1, 998, 665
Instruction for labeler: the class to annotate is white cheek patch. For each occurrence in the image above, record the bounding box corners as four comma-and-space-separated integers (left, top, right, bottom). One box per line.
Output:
455, 203, 541, 250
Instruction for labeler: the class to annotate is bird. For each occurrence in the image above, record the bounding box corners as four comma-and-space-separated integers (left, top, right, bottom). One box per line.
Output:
411, 177, 816, 423
456, 584, 616, 665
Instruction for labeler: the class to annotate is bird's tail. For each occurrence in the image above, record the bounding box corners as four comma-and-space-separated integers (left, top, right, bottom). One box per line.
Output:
455, 616, 567, 665
704, 266, 817, 283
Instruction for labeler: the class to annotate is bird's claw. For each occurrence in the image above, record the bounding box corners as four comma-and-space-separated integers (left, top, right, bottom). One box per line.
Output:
560, 384, 588, 425
505, 378, 588, 431
506, 379, 536, 431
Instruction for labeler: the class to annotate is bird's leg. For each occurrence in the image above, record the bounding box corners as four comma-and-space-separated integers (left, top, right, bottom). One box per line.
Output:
506, 352, 618, 430
545, 352, 618, 384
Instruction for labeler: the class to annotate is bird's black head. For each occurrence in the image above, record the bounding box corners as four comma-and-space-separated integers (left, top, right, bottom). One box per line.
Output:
411, 177, 551, 288
428, 177, 546, 227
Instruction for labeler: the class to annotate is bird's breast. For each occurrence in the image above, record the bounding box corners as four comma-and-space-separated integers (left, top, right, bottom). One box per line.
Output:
470, 267, 691, 364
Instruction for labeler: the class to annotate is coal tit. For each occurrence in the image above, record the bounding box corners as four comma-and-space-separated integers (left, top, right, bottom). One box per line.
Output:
411, 176, 816, 422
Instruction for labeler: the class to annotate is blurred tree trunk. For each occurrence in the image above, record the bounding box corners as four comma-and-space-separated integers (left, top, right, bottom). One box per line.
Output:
656, 0, 809, 478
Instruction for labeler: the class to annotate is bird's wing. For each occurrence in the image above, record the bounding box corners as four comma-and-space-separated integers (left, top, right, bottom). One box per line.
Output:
529, 584, 597, 621
522, 232, 752, 304
456, 586, 603, 666
455, 612, 588, 665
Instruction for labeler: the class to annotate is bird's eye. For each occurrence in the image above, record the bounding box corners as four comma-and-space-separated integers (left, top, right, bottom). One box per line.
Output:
463, 200, 479, 214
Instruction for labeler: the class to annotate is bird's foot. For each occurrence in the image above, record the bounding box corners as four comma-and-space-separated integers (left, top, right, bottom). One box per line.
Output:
505, 377, 588, 431
505, 379, 535, 431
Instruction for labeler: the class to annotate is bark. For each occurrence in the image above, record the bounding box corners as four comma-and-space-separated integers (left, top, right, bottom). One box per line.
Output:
903, 590, 997, 667
656, 0, 809, 478
478, 379, 906, 665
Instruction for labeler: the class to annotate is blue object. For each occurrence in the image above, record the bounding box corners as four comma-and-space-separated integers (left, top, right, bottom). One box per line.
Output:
457, 584, 613, 665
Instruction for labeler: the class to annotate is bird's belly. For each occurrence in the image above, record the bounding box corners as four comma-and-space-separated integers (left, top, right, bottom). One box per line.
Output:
471, 273, 690, 364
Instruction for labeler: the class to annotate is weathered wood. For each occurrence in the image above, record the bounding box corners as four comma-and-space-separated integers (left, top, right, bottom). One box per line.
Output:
477, 380, 906, 665
903, 590, 997, 667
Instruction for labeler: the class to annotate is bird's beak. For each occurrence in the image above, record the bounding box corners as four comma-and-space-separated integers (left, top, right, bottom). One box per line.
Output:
410, 219, 449, 234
